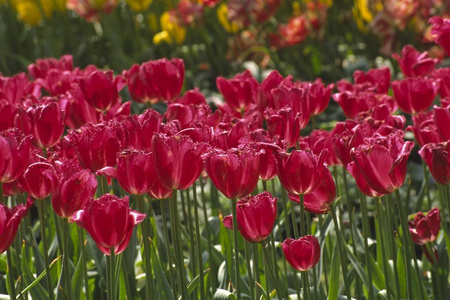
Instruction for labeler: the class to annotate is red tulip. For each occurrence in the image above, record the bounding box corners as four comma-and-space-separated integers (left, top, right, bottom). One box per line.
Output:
59, 87, 100, 129
353, 67, 391, 94
70, 123, 121, 172
0, 73, 39, 104
69, 194, 145, 255
392, 45, 438, 77
0, 100, 17, 131
289, 165, 336, 214
20, 162, 59, 200
147, 180, 173, 199
216, 70, 258, 113
333, 91, 375, 119
140, 58, 185, 102
0, 202, 30, 254
265, 107, 301, 149
407, 111, 441, 147
177, 88, 207, 105
409, 207, 440, 245
429, 17, 450, 57
0, 129, 31, 183
347, 161, 384, 198
152, 133, 206, 190
26, 102, 65, 149
299, 129, 339, 166
432, 68, 450, 98
276, 148, 327, 195
78, 70, 125, 112
52, 167, 97, 218
28, 55, 73, 79
418, 141, 450, 185
350, 132, 414, 194
123, 64, 159, 104
392, 77, 439, 114
434, 104, 450, 141
308, 79, 334, 116
282, 236, 320, 271
222, 191, 277, 243
256, 70, 284, 110
98, 149, 155, 195
202, 146, 261, 199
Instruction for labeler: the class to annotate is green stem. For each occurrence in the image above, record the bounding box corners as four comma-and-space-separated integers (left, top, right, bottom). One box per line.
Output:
161, 199, 176, 292
37, 200, 55, 300
170, 190, 188, 299
360, 193, 374, 300
231, 198, 241, 300
6, 249, 16, 300
77, 227, 90, 300
375, 198, 392, 300
422, 162, 431, 209
192, 182, 204, 300
244, 242, 254, 300
62, 220, 74, 300
329, 206, 351, 299
136, 195, 153, 299
252, 243, 260, 299
262, 245, 283, 300
185, 189, 197, 277
386, 198, 401, 299
298, 194, 311, 300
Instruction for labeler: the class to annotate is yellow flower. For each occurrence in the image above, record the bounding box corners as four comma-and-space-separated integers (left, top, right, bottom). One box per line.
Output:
153, 12, 186, 45
148, 12, 159, 31
126, 0, 151, 12
217, 3, 239, 33
15, 0, 42, 25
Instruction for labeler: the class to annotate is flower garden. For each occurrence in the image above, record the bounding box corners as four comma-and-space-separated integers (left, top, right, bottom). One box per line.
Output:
0, 1, 450, 299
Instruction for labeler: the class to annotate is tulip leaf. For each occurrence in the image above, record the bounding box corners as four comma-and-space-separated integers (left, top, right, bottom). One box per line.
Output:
328, 241, 341, 300
181, 267, 211, 299
151, 241, 174, 299
344, 243, 371, 292
367, 252, 385, 291
213, 288, 237, 300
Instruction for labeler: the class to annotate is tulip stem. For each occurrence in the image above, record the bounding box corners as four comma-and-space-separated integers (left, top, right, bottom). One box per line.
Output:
375, 198, 393, 299
170, 189, 188, 299
185, 189, 197, 277
231, 198, 241, 300
192, 182, 205, 300
77, 227, 90, 300
298, 194, 311, 300
262, 244, 283, 300
6, 249, 16, 300
360, 193, 374, 300
244, 242, 254, 300
136, 195, 153, 300
62, 220, 74, 300
160, 199, 176, 292
107, 248, 115, 300
386, 198, 401, 299
37, 199, 55, 300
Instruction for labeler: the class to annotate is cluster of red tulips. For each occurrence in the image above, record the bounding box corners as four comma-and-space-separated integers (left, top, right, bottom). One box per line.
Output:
0, 16, 449, 300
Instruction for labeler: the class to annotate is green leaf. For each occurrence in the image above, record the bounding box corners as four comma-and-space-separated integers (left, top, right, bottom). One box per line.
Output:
328, 241, 341, 300
345, 244, 371, 291
151, 241, 174, 299
213, 289, 237, 300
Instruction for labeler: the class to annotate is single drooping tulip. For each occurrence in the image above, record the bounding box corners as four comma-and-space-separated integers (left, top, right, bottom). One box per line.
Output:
429, 17, 450, 57
222, 191, 277, 243
216, 70, 258, 113
392, 77, 439, 115
70, 194, 145, 255
275, 148, 327, 195
392, 45, 438, 77
52, 162, 97, 218
353, 67, 391, 94
70, 123, 121, 172
350, 132, 414, 195
152, 133, 206, 190
98, 149, 155, 195
347, 161, 384, 198
282, 236, 320, 272
409, 207, 440, 245
26, 102, 65, 149
0, 129, 31, 183
289, 166, 336, 214
0, 202, 30, 254
140, 58, 185, 102
78, 70, 125, 112
202, 146, 261, 199
19, 162, 59, 200
418, 141, 450, 185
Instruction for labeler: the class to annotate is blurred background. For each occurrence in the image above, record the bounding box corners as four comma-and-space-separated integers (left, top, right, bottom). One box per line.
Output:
1, 0, 449, 87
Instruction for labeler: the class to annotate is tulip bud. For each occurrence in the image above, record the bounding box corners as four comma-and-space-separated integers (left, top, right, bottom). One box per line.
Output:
216, 70, 258, 113
392, 77, 439, 115
282, 236, 320, 272
20, 162, 59, 200
409, 207, 440, 245
27, 102, 65, 149
418, 141, 450, 185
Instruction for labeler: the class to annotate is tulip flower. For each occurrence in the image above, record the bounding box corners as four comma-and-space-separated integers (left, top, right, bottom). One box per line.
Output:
434, 104, 450, 141
432, 68, 450, 98
418, 141, 450, 185
256, 70, 284, 110
98, 149, 156, 195
409, 207, 440, 245
69, 194, 146, 255
289, 166, 336, 214
52, 166, 97, 218
152, 133, 206, 190
78, 70, 125, 112
282, 236, 320, 272
350, 132, 414, 195
392, 45, 438, 77
275, 148, 327, 195
308, 79, 334, 116
202, 146, 261, 199
0, 202, 30, 254
216, 70, 258, 113
0, 129, 31, 183
265, 107, 301, 149
123, 64, 159, 104
222, 191, 277, 243
407, 111, 441, 147
28, 55, 73, 80
299, 129, 339, 166
392, 77, 439, 115
333, 91, 376, 118
140, 58, 185, 102
19, 162, 59, 200
347, 161, 384, 198
429, 17, 450, 57
353, 67, 391, 94
0, 100, 17, 131
26, 102, 65, 149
